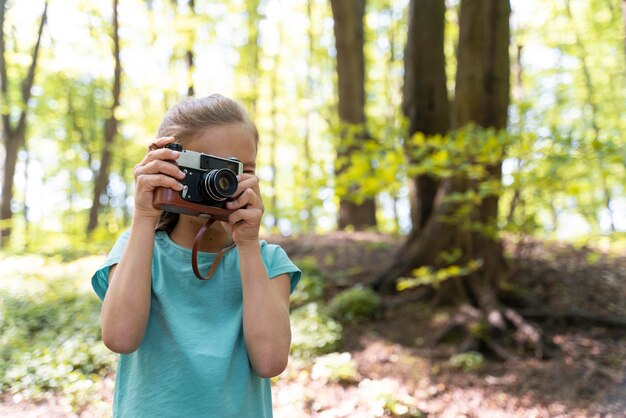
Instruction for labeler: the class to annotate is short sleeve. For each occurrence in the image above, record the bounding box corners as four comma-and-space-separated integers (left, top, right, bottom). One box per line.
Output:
91, 230, 131, 301
261, 242, 301, 295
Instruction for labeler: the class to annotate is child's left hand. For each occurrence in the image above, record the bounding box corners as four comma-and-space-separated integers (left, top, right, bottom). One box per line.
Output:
221, 173, 264, 246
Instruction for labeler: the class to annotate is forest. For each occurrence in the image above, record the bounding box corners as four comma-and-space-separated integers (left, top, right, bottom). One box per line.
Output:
0, 0, 625, 416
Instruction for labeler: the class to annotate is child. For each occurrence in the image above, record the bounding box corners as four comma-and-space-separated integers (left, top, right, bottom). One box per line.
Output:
91, 95, 301, 417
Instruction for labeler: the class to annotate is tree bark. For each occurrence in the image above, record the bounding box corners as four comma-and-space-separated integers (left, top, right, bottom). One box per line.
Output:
375, 0, 511, 307
0, 0, 48, 247
374, 0, 450, 292
402, 0, 450, 231
330, 0, 377, 230
450, 0, 511, 316
87, 0, 122, 234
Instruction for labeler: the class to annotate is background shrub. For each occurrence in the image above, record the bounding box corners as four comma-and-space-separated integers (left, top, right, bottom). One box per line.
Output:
330, 285, 381, 323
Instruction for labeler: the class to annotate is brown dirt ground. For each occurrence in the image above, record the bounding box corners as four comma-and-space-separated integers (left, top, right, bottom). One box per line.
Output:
270, 232, 626, 417
2, 232, 625, 417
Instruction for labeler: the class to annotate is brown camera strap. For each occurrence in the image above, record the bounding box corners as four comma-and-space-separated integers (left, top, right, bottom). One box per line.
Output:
191, 217, 236, 280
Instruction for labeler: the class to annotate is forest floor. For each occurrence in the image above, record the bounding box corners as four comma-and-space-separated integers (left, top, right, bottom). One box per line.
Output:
2, 232, 626, 417
270, 232, 626, 417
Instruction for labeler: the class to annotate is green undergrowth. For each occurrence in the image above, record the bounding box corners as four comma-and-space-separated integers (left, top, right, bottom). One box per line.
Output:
0, 254, 115, 412
0, 249, 429, 413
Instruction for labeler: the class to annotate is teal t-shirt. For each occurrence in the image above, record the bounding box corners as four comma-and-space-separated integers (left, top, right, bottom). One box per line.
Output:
91, 230, 301, 418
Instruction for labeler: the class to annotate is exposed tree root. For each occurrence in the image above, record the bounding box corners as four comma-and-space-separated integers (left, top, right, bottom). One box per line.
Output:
429, 303, 553, 361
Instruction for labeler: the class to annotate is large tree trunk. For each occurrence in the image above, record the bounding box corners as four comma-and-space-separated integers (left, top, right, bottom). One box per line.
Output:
377, 0, 528, 359
376, 0, 510, 303
402, 0, 450, 231
373, 0, 450, 292
330, 0, 377, 230
453, 0, 510, 317
87, 0, 122, 234
0, 0, 48, 247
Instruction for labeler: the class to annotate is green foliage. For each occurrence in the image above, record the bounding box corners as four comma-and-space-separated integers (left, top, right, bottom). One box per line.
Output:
0, 255, 115, 411
290, 257, 326, 307
407, 127, 513, 180
2, 0, 624, 243
329, 284, 381, 323
290, 302, 343, 359
334, 134, 407, 205
445, 351, 485, 373
397, 259, 483, 292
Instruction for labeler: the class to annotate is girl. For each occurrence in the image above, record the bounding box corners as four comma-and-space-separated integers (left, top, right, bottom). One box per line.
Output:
91, 95, 301, 417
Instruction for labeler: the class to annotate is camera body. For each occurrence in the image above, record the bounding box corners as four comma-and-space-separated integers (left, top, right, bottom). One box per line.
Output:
152, 143, 242, 221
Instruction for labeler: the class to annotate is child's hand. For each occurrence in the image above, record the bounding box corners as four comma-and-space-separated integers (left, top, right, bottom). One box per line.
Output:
132, 136, 186, 221
221, 174, 264, 246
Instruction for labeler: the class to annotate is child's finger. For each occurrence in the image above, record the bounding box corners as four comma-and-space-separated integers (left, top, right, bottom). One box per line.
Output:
134, 159, 185, 180
136, 173, 184, 192
227, 207, 262, 225
234, 174, 261, 199
227, 188, 263, 211
137, 147, 180, 168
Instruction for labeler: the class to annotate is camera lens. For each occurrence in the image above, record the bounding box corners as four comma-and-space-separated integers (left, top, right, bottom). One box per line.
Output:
199, 168, 238, 202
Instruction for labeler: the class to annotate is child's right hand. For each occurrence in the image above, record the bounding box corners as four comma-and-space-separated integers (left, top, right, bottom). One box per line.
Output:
132, 136, 186, 221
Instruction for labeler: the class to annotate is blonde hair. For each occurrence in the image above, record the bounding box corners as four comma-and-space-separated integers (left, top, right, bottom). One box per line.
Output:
155, 94, 258, 232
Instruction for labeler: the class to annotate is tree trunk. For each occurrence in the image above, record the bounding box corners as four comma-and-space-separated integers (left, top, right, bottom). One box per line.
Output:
267, 6, 283, 231
378, 0, 522, 358
402, 0, 450, 231
241, 0, 261, 116
374, 0, 450, 292
564, 0, 615, 232
375, 0, 511, 305
0, 0, 48, 247
87, 0, 122, 234
302, 0, 316, 232
185, 0, 196, 97
330, 0, 377, 230
450, 0, 511, 316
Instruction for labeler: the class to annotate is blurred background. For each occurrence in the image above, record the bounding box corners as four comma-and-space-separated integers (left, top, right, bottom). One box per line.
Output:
0, 0, 624, 416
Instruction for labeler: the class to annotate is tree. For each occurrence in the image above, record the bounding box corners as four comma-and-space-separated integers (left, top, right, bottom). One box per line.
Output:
169, 0, 197, 97
451, 0, 512, 339
86, 0, 122, 234
564, 0, 615, 231
0, 0, 48, 247
236, 0, 262, 117
402, 0, 450, 232
330, 0, 377, 230
267, 0, 284, 230
376, 0, 541, 359
184, 0, 196, 97
623, 0, 626, 61
373, 0, 450, 291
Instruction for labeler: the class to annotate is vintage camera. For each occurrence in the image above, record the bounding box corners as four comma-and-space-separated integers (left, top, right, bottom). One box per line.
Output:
152, 143, 243, 221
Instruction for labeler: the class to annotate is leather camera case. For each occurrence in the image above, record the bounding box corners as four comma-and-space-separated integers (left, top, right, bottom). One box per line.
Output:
152, 188, 233, 222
